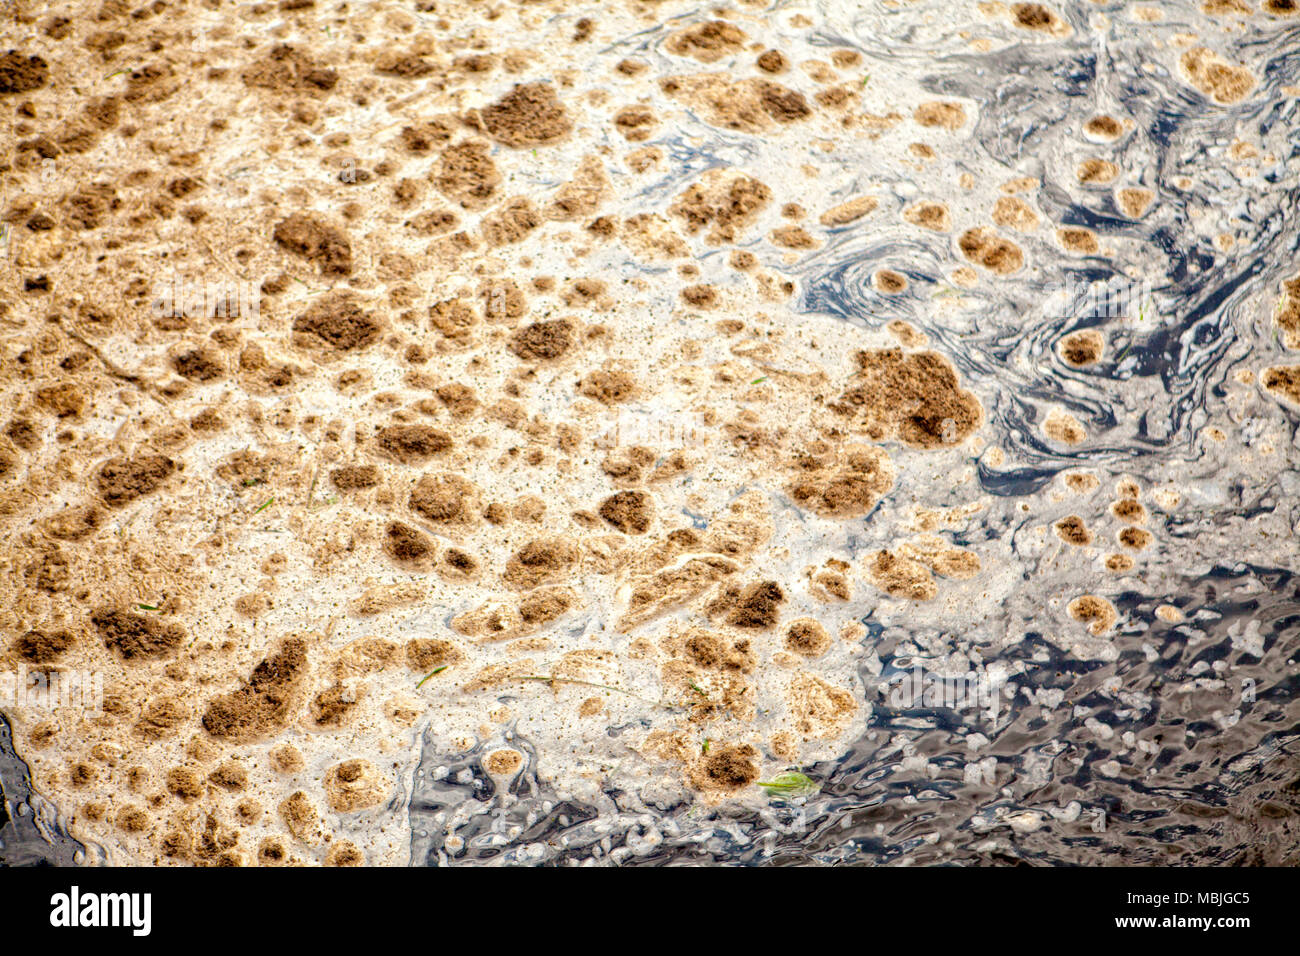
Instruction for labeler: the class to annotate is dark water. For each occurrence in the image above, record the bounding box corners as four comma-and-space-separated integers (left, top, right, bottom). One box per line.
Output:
0, 715, 84, 866
408, 564, 1300, 865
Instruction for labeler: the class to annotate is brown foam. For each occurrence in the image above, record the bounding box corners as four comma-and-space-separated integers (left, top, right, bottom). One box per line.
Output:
1180, 47, 1255, 105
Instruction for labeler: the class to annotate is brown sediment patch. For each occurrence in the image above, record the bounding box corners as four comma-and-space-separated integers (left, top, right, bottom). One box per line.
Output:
374, 424, 453, 463
165, 767, 204, 802
172, 348, 224, 382
331, 464, 380, 491
1010, 3, 1072, 36
0, 52, 49, 94
1116, 188, 1154, 219
410, 474, 480, 525
429, 297, 479, 342
1179, 48, 1255, 105
579, 368, 638, 404
201, 638, 309, 742
92, 609, 184, 662
11, 630, 74, 664
598, 490, 653, 534
291, 294, 381, 352
374, 51, 437, 78
1118, 527, 1153, 550
1105, 554, 1134, 572
620, 556, 739, 631
136, 698, 188, 741
472, 82, 571, 148
1057, 227, 1099, 255
1064, 471, 1100, 494
1068, 594, 1117, 635
1110, 499, 1148, 525
503, 537, 579, 590
833, 349, 982, 448
903, 201, 951, 232
675, 627, 754, 673
323, 759, 387, 813
484, 749, 524, 776
1263, 0, 1299, 14
1076, 158, 1119, 185
614, 105, 657, 142
754, 80, 813, 122
688, 743, 759, 793
786, 443, 895, 518
95, 455, 175, 508
770, 226, 820, 250
1083, 115, 1124, 141
659, 75, 811, 133
707, 580, 785, 629
481, 197, 542, 247
323, 841, 361, 866
820, 195, 878, 226
452, 603, 525, 642
384, 521, 435, 563
874, 269, 908, 294
438, 548, 481, 582
479, 278, 528, 323
957, 227, 1024, 275
397, 118, 456, 156
991, 196, 1038, 232
665, 21, 747, 63
1058, 329, 1104, 366
1043, 408, 1087, 445
432, 141, 501, 210
1001, 177, 1039, 195
670, 169, 771, 244
310, 685, 362, 734
1273, 276, 1300, 349
272, 214, 352, 278
914, 101, 966, 130
35, 384, 87, 419
808, 559, 852, 602
1262, 365, 1300, 405
518, 587, 577, 627
43, 505, 102, 541
864, 550, 937, 600
243, 44, 338, 94
279, 790, 324, 845
5, 419, 38, 451
406, 638, 461, 672
549, 155, 610, 220
784, 619, 831, 658
510, 319, 574, 361
756, 50, 788, 74
1053, 515, 1092, 545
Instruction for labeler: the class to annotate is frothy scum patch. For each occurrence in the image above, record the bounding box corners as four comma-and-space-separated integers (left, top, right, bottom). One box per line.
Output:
0, 0, 1294, 867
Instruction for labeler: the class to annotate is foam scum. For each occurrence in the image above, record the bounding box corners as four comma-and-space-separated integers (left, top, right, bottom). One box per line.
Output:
1, 0, 1297, 867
